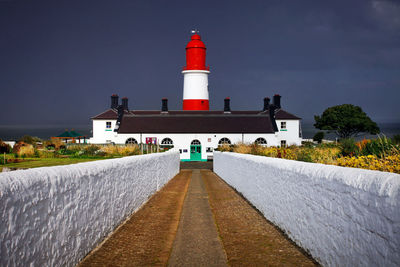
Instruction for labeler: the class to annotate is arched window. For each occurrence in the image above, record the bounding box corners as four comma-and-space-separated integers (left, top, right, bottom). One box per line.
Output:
125, 138, 138, 145
191, 139, 201, 145
161, 138, 173, 148
218, 137, 231, 145
255, 137, 267, 145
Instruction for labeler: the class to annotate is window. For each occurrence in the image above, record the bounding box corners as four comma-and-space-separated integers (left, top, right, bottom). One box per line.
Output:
106, 121, 112, 129
218, 137, 231, 145
281, 140, 287, 147
281, 121, 286, 130
206, 147, 213, 153
191, 139, 201, 145
161, 138, 173, 146
255, 137, 267, 145
125, 138, 138, 145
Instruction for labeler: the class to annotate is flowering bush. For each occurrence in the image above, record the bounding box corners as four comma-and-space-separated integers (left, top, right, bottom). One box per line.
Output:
337, 154, 400, 173
229, 139, 399, 174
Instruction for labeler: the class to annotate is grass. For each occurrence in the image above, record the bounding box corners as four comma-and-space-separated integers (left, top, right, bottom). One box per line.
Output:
0, 157, 107, 172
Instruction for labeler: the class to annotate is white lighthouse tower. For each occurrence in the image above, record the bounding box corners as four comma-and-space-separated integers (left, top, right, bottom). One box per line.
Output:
182, 30, 210, 110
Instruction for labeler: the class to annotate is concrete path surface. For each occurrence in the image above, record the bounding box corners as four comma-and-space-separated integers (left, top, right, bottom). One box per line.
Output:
168, 169, 228, 266
78, 168, 317, 266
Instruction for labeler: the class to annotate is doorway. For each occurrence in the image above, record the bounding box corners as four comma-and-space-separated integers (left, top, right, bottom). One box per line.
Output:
190, 139, 202, 161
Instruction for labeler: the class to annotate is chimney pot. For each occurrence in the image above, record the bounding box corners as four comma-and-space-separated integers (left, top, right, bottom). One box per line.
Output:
273, 94, 281, 109
162, 98, 168, 112
111, 94, 119, 109
224, 97, 231, 112
122, 97, 129, 111
263, 97, 270, 111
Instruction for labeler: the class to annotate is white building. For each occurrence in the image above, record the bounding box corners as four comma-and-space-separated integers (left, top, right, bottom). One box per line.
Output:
90, 32, 302, 161
90, 95, 301, 161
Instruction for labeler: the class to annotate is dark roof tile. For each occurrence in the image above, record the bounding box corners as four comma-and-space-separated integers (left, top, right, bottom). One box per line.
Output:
118, 115, 275, 133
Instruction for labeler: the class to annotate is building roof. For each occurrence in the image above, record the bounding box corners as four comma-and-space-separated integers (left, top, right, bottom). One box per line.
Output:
117, 114, 276, 133
91, 108, 300, 134
91, 109, 118, 119
92, 109, 301, 120
275, 109, 301, 120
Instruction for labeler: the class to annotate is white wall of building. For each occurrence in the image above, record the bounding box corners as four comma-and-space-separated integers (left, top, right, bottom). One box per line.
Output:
0, 151, 180, 267
276, 119, 302, 146
214, 152, 400, 267
113, 133, 279, 160
91, 119, 117, 143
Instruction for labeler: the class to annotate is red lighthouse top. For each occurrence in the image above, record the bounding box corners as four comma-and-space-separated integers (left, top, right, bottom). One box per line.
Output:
183, 33, 209, 71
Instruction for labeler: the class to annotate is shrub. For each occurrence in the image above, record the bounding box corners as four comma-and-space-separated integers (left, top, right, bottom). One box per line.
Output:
301, 141, 315, 148
44, 139, 65, 150
18, 135, 42, 146
82, 145, 101, 156
297, 149, 313, 162
0, 139, 12, 153
313, 131, 325, 144
392, 134, 400, 145
216, 144, 233, 152
358, 136, 393, 158
17, 144, 35, 157
339, 138, 359, 157
233, 143, 252, 154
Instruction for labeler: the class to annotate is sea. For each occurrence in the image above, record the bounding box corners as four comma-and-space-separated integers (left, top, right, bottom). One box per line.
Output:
0, 122, 399, 141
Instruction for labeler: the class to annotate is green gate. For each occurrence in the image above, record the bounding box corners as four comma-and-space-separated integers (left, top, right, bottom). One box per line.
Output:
190, 139, 202, 161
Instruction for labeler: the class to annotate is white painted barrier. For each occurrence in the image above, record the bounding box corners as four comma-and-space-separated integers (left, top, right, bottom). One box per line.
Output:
214, 151, 400, 267
0, 150, 180, 266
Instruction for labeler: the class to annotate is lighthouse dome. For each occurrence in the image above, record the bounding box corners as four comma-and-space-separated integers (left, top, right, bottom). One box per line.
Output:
186, 34, 206, 49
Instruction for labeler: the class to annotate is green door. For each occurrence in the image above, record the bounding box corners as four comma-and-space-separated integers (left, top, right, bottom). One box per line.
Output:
190, 145, 202, 161
190, 139, 202, 161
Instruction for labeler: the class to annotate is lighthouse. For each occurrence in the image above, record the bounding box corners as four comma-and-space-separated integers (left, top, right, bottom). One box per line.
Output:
182, 30, 210, 110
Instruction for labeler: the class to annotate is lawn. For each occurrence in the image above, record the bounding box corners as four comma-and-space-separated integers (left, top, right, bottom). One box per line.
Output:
0, 157, 107, 172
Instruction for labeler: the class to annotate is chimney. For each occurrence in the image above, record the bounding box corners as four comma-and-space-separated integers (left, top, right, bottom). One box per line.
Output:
273, 94, 281, 109
111, 94, 119, 109
162, 98, 168, 112
114, 104, 124, 132
263, 97, 270, 111
122, 97, 128, 111
269, 104, 279, 132
224, 97, 231, 112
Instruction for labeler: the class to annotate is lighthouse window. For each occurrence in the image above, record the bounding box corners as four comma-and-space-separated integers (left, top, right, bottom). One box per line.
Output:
281, 140, 287, 147
106, 121, 112, 129
218, 138, 231, 145
281, 122, 287, 129
255, 138, 267, 145
125, 138, 138, 145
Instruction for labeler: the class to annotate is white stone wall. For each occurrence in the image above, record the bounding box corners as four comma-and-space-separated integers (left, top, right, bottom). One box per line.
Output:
213, 152, 400, 267
0, 150, 180, 267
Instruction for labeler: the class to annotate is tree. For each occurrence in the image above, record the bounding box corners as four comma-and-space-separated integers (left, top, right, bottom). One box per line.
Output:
314, 104, 380, 139
313, 131, 325, 144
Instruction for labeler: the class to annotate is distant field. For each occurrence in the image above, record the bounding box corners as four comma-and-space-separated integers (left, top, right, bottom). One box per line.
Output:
0, 157, 107, 172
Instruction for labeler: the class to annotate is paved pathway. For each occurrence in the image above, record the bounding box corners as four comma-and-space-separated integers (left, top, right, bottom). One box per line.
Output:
78, 167, 317, 266
168, 169, 227, 266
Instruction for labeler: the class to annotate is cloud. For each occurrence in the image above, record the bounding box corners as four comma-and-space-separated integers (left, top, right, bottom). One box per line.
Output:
370, 0, 400, 30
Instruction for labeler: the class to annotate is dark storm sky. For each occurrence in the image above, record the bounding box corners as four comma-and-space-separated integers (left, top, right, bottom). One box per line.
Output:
1, 0, 399, 125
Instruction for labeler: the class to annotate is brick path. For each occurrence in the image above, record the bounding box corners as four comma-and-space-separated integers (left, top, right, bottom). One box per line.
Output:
78, 166, 317, 266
